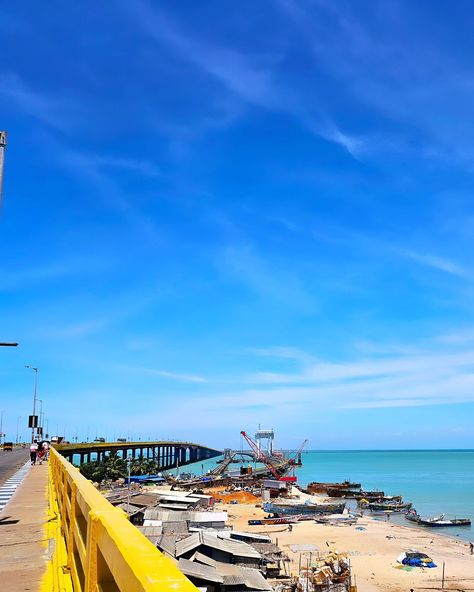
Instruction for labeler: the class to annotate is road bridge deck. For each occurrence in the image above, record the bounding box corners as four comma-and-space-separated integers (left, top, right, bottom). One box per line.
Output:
0, 463, 72, 591
0, 447, 29, 486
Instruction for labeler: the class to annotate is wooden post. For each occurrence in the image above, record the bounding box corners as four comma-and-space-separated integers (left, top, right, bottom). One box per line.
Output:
442, 560, 445, 589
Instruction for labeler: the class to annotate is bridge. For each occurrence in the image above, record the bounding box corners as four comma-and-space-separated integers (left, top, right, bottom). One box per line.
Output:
57, 440, 222, 470
0, 441, 221, 591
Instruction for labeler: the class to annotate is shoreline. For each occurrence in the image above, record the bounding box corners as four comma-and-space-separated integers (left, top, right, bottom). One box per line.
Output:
217, 498, 474, 592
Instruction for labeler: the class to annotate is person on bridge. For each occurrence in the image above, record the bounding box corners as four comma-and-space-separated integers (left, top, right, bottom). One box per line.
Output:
29, 441, 38, 465
42, 440, 50, 461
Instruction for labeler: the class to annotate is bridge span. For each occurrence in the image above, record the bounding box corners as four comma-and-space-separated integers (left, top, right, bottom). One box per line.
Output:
57, 440, 222, 470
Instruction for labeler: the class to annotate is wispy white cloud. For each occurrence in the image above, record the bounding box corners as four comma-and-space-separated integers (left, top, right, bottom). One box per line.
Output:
88, 154, 162, 178
151, 369, 208, 383
0, 258, 109, 292
277, 0, 474, 165
126, 0, 361, 156
124, 366, 208, 384
249, 346, 313, 363
218, 243, 313, 309
396, 248, 471, 280
0, 72, 81, 131
59, 147, 162, 243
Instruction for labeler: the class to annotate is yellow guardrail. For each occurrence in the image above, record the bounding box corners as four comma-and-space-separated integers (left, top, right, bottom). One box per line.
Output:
48, 447, 198, 591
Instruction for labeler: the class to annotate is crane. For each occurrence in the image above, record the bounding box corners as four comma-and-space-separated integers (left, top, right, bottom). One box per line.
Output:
287, 439, 308, 466
240, 430, 297, 482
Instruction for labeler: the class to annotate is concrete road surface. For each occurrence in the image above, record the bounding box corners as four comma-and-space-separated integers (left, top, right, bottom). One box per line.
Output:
0, 447, 29, 486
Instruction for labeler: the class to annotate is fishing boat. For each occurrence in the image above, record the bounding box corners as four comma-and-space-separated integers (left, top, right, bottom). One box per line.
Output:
353, 491, 385, 501
248, 515, 301, 525
405, 510, 471, 527
263, 500, 346, 515
314, 513, 358, 525
326, 488, 363, 498
368, 500, 412, 512
306, 480, 361, 494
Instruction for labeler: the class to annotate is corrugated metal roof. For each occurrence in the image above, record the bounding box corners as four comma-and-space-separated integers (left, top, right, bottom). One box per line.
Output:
159, 503, 192, 510
144, 508, 227, 523
178, 559, 224, 583
191, 551, 217, 568
115, 503, 146, 516
214, 564, 272, 590
239, 566, 272, 591
229, 531, 272, 543
175, 531, 261, 559
125, 492, 161, 507
176, 532, 202, 557
138, 525, 163, 544
162, 521, 189, 535
157, 534, 178, 557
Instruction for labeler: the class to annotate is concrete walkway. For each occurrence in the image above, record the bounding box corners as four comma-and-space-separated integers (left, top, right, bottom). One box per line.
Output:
0, 462, 53, 591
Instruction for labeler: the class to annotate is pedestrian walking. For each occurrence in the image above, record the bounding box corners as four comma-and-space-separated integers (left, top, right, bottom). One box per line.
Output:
469, 541, 473, 555
30, 441, 38, 465
42, 440, 50, 461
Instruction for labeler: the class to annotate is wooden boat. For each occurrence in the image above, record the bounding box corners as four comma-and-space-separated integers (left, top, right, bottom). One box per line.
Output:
354, 491, 385, 501
326, 488, 362, 498
306, 480, 360, 494
369, 501, 412, 512
405, 510, 471, 527
248, 515, 301, 525
263, 500, 346, 515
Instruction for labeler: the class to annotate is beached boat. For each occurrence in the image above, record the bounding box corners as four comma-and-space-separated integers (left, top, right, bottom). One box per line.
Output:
353, 491, 385, 501
248, 515, 301, 525
314, 513, 358, 525
368, 501, 412, 512
306, 480, 360, 494
405, 510, 471, 527
263, 500, 345, 515
326, 488, 363, 498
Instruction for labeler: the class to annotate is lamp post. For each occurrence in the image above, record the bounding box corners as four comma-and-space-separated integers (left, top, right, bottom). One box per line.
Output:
37, 399, 43, 439
0, 410, 4, 445
25, 366, 38, 443
16, 415, 22, 444
0, 130, 7, 209
127, 455, 132, 516
0, 342, 18, 347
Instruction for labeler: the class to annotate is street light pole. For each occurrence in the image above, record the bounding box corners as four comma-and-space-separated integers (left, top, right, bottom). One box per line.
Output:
25, 366, 38, 443
16, 415, 22, 444
37, 399, 43, 438
0, 342, 18, 346
0, 130, 6, 209
0, 410, 4, 445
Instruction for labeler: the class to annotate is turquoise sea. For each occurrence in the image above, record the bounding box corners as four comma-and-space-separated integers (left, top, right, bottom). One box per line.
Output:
189, 449, 474, 542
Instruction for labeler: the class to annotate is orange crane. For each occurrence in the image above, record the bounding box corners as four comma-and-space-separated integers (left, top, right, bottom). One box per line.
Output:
240, 431, 297, 482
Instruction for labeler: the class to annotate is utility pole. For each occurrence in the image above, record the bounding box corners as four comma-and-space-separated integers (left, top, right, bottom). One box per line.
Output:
0, 130, 6, 209
25, 366, 38, 443
0, 410, 4, 445
16, 416, 22, 444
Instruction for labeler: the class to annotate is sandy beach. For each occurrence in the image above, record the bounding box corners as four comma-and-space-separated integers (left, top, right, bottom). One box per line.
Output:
217, 499, 474, 591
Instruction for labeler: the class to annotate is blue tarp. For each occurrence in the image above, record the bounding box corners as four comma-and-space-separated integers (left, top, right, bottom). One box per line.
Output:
125, 474, 166, 483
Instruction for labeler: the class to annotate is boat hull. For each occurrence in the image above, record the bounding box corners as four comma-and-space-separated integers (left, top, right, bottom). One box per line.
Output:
263, 501, 345, 515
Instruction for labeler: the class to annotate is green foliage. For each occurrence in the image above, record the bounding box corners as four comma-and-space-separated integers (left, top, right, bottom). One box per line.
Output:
79, 452, 127, 483
79, 453, 162, 483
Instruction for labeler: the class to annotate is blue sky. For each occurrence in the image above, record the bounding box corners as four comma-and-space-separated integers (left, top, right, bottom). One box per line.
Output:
1, 1, 474, 449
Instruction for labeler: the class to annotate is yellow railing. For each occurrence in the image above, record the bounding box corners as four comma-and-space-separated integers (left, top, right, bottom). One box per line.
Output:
48, 447, 198, 591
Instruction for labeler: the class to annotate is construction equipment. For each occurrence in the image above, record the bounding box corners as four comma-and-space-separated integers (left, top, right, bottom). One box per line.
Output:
240, 430, 297, 482
287, 439, 308, 466
0, 131, 6, 209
